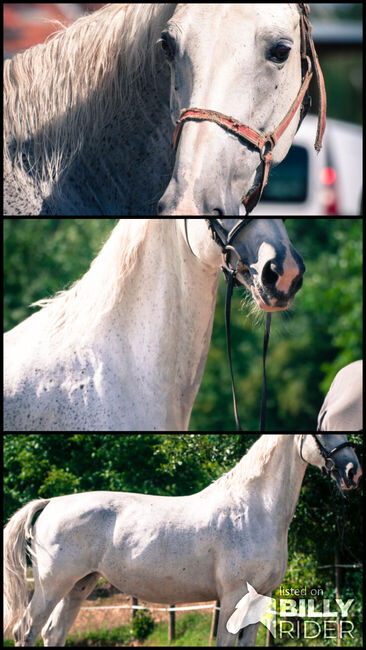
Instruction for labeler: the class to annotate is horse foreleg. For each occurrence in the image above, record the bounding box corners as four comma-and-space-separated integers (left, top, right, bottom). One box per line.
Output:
237, 622, 261, 646
216, 589, 263, 647
215, 593, 242, 647
41, 573, 100, 646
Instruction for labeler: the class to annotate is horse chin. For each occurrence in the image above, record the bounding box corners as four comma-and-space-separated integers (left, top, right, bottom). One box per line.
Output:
250, 286, 291, 312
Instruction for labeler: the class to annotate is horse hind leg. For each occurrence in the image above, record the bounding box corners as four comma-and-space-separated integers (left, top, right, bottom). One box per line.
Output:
41, 573, 100, 646
13, 575, 77, 646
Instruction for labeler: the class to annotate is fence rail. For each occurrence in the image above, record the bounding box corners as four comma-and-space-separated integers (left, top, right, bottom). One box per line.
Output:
26, 577, 219, 644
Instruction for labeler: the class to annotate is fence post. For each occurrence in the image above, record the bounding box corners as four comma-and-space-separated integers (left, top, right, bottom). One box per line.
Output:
168, 605, 175, 642
132, 597, 138, 620
209, 600, 220, 646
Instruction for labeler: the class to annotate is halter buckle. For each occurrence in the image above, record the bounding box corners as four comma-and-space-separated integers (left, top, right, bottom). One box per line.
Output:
324, 457, 336, 475
260, 137, 275, 162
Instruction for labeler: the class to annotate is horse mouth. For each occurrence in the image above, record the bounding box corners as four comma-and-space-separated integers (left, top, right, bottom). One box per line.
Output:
236, 272, 292, 312
251, 285, 292, 312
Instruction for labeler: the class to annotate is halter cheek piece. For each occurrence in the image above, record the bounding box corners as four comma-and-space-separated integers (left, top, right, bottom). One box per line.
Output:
300, 434, 355, 476
185, 218, 285, 432
173, 4, 326, 215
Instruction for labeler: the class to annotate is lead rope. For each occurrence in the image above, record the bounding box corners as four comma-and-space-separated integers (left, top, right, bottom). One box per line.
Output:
260, 313, 271, 431
184, 219, 271, 432
225, 270, 271, 432
224, 270, 241, 431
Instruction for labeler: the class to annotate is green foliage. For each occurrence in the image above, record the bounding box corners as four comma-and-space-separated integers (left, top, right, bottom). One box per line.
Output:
4, 218, 117, 332
145, 610, 214, 646
64, 624, 132, 646
132, 609, 155, 640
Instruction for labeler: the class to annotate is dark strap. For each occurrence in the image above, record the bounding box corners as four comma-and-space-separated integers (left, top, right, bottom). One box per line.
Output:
225, 271, 271, 432
185, 218, 275, 431
260, 314, 272, 431
225, 269, 241, 431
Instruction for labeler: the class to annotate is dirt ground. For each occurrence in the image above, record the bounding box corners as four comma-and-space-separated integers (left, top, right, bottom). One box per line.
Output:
70, 583, 216, 637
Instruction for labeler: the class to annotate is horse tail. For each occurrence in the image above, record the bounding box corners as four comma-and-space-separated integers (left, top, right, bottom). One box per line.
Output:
4, 498, 50, 634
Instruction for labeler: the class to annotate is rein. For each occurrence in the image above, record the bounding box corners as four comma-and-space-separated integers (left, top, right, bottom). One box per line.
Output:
221, 249, 271, 432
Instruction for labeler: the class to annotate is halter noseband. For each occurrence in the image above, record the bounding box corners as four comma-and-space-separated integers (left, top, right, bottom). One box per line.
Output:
300, 434, 355, 476
173, 4, 326, 215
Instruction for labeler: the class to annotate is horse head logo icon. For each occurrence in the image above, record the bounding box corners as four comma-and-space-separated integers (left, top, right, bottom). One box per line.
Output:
226, 582, 276, 636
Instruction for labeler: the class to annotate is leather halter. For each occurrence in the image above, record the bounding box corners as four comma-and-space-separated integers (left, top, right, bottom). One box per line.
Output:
184, 218, 285, 431
173, 4, 326, 215
300, 434, 355, 477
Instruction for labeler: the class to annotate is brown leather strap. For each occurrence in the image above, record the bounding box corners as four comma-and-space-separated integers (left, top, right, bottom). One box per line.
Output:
299, 5, 327, 151
173, 59, 311, 159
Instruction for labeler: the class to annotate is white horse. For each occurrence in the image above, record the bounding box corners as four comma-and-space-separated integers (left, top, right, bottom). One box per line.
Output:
4, 434, 361, 646
4, 219, 305, 431
317, 360, 363, 431
4, 4, 325, 215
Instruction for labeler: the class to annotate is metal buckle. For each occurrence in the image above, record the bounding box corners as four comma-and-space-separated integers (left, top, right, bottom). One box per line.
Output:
325, 457, 336, 474
260, 137, 275, 162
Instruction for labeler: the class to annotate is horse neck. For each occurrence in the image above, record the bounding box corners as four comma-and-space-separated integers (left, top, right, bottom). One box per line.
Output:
231, 435, 308, 531
93, 66, 174, 213
261, 435, 307, 528
101, 220, 220, 428
69, 65, 174, 215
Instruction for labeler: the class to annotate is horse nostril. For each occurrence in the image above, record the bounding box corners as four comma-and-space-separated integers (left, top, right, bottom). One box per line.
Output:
262, 260, 279, 288
293, 275, 303, 293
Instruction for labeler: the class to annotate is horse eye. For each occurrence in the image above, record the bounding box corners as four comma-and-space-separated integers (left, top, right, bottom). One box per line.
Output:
270, 45, 291, 62
159, 31, 176, 61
